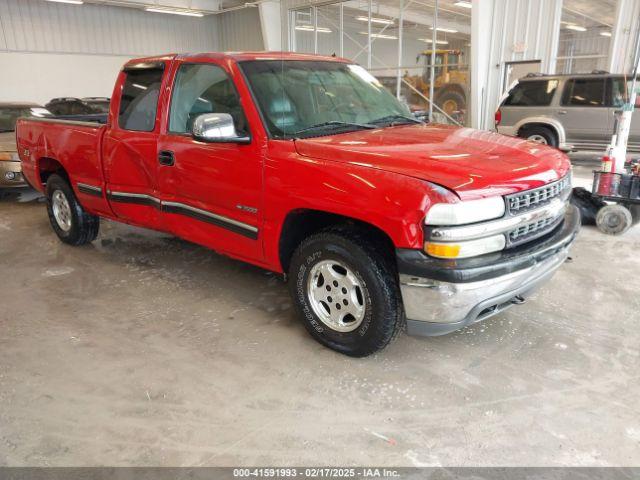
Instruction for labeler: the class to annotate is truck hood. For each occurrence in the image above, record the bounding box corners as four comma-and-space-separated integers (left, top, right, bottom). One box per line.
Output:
0, 132, 17, 154
293, 124, 571, 200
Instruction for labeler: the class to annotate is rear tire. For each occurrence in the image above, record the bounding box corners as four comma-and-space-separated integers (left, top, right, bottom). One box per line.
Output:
596, 204, 632, 235
519, 125, 558, 148
288, 227, 403, 357
46, 174, 99, 245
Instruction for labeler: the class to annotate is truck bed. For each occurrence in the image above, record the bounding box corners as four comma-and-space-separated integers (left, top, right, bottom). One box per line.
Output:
17, 117, 106, 193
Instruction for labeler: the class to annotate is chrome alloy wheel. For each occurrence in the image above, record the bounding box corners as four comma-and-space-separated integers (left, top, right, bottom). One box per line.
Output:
307, 259, 366, 332
527, 134, 548, 145
52, 190, 72, 232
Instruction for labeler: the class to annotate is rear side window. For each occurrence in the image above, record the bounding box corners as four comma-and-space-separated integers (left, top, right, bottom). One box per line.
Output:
503, 80, 558, 106
561, 78, 606, 107
119, 68, 164, 131
610, 77, 640, 108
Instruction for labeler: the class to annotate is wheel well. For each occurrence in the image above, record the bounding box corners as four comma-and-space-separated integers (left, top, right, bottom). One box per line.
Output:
517, 123, 558, 142
278, 209, 396, 273
37, 157, 68, 187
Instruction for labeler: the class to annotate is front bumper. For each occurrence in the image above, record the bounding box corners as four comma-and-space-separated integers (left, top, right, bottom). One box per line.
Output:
0, 160, 26, 188
398, 205, 580, 336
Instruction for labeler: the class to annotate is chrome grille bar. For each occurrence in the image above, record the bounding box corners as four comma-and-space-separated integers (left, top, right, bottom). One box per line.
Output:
507, 175, 571, 215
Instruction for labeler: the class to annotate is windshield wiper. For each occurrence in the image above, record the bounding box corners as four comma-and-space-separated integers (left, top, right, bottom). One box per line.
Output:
370, 114, 422, 126
293, 121, 376, 137
0, 128, 15, 133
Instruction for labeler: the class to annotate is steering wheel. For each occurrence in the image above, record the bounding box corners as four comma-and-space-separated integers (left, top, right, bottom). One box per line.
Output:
330, 100, 360, 120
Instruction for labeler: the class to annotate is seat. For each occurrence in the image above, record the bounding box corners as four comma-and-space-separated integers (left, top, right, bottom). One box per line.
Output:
268, 95, 298, 130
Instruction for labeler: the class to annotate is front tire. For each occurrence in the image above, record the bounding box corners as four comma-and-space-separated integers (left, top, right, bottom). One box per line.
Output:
46, 174, 100, 245
288, 227, 403, 357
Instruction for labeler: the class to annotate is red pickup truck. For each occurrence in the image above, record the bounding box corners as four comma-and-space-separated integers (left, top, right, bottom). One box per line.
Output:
17, 52, 579, 356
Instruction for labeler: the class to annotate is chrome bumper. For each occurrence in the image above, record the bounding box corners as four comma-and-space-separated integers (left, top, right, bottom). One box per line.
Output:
399, 206, 580, 336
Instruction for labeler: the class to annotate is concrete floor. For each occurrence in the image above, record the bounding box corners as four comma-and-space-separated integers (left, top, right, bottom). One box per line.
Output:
1, 165, 639, 467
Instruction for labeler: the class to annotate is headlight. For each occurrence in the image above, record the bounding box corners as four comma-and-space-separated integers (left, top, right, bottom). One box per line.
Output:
425, 234, 506, 259
424, 196, 506, 226
424, 195, 507, 259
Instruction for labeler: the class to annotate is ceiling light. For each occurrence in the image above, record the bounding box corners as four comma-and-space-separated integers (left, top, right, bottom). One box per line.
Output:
355, 16, 394, 25
145, 7, 204, 17
430, 26, 458, 33
359, 32, 398, 40
600, 31, 612, 37
565, 24, 587, 32
45, 0, 84, 4
454, 1, 472, 8
295, 25, 332, 33
419, 38, 450, 45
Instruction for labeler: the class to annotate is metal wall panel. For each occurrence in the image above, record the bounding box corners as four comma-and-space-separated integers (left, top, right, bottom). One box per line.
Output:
218, 8, 264, 51
471, 0, 563, 129
0, 0, 220, 56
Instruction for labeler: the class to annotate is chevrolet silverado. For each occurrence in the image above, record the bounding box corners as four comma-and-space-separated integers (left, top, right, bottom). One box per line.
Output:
16, 52, 579, 356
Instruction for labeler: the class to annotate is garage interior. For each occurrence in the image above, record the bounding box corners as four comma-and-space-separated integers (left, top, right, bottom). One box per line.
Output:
1, 0, 640, 469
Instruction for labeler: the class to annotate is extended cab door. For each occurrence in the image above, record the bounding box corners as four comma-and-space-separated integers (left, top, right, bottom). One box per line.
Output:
102, 62, 168, 229
156, 60, 263, 263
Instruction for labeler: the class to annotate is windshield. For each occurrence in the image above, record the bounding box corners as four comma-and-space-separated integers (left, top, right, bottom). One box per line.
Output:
240, 60, 413, 139
0, 107, 52, 132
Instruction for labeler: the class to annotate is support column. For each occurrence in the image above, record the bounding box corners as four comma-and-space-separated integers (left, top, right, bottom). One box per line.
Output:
258, 0, 282, 51
470, 0, 494, 129
608, 0, 640, 73
470, 0, 563, 130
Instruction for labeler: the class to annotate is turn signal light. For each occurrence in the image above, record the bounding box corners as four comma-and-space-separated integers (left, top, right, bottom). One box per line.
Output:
0, 152, 13, 161
425, 242, 461, 258
425, 234, 506, 259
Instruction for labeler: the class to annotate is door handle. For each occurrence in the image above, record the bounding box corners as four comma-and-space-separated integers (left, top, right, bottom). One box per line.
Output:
558, 110, 567, 115
158, 150, 175, 166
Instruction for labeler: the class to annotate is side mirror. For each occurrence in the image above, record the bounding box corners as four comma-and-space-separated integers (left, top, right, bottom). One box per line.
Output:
192, 113, 250, 144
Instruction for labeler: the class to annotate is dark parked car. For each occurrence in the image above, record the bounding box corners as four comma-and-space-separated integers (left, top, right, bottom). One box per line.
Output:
45, 97, 108, 124
82, 97, 111, 114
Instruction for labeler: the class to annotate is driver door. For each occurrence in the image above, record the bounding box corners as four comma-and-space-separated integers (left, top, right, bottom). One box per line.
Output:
157, 60, 263, 263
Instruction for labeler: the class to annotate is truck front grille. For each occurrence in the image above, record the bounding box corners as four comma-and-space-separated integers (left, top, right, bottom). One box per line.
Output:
507, 175, 571, 215
507, 215, 563, 246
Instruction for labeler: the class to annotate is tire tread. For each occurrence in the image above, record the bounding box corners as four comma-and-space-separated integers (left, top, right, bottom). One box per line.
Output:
46, 174, 100, 246
289, 224, 403, 356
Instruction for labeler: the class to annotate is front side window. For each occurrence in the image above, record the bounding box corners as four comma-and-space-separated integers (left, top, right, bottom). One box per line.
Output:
119, 68, 164, 132
503, 80, 559, 106
561, 78, 606, 107
169, 63, 248, 135
240, 60, 412, 139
